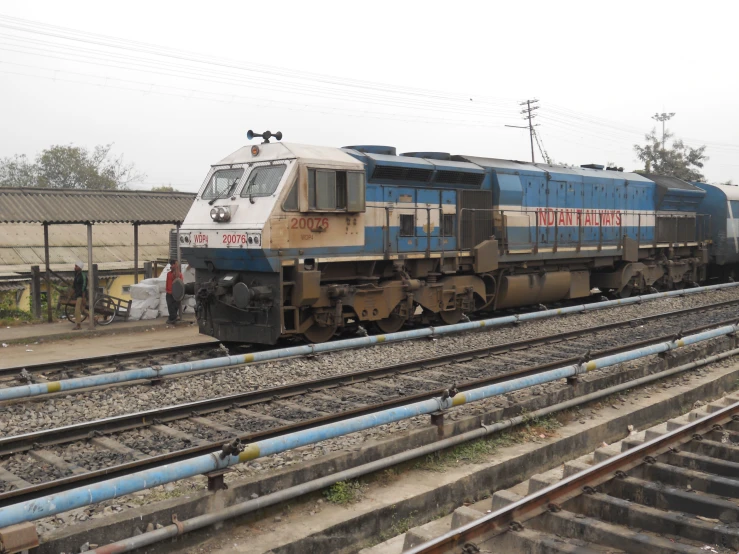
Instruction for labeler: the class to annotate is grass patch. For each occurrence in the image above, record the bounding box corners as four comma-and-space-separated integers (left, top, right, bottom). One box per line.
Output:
323, 479, 367, 505
0, 308, 35, 327
375, 467, 401, 487
415, 413, 565, 472
377, 510, 418, 542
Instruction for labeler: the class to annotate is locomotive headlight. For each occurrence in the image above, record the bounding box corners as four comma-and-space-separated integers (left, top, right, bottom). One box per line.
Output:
209, 206, 231, 222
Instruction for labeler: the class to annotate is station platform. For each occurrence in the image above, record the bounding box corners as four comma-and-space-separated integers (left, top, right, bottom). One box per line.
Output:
0, 315, 216, 369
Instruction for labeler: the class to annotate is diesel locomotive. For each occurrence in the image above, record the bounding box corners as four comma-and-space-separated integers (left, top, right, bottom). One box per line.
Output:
178, 132, 738, 345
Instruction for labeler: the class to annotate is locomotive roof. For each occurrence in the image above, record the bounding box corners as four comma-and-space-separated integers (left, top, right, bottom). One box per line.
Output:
701, 182, 739, 201
459, 155, 653, 182
215, 142, 362, 167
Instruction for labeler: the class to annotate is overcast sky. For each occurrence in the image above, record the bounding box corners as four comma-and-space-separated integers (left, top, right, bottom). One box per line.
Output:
0, 0, 737, 191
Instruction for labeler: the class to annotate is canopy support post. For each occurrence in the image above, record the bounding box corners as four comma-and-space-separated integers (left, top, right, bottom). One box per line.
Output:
43, 223, 52, 323
133, 223, 139, 284
87, 223, 95, 331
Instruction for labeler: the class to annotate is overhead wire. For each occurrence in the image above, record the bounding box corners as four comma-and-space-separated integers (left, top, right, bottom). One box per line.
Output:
0, 14, 519, 108
0, 14, 735, 179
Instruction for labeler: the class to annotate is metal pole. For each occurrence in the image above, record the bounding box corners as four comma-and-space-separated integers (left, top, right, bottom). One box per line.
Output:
527, 100, 535, 163
30, 265, 41, 319
43, 223, 52, 322
2, 281, 739, 403
176, 222, 182, 319
133, 223, 139, 285
87, 223, 95, 331
1, 323, 737, 528
87, 344, 739, 554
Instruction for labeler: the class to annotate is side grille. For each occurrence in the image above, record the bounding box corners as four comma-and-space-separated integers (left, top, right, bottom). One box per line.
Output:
371, 166, 434, 182
434, 171, 485, 186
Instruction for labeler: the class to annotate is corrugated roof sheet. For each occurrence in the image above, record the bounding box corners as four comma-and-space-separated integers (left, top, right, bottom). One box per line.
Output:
0, 223, 172, 273
0, 188, 195, 224
0, 281, 27, 291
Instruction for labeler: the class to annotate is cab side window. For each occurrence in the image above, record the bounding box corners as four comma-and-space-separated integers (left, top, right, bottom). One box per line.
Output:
308, 169, 365, 212
283, 178, 299, 211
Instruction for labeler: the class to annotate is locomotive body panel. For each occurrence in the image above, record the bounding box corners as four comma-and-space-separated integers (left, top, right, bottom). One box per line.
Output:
697, 183, 739, 266
181, 139, 713, 345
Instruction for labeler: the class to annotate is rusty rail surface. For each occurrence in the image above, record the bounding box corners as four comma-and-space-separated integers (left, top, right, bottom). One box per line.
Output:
409, 399, 739, 553
1, 300, 738, 508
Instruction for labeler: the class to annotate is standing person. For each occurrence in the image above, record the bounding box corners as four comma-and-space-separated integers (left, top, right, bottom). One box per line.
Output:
72, 261, 87, 330
165, 259, 183, 324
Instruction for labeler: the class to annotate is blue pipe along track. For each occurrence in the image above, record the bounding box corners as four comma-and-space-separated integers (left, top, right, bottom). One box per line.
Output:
1, 282, 738, 403
0, 321, 737, 528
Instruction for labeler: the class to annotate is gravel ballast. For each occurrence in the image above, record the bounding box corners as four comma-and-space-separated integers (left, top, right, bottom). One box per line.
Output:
1, 288, 739, 438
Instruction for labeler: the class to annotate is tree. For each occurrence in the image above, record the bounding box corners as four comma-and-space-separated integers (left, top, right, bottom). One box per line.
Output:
634, 128, 708, 182
151, 185, 177, 192
0, 144, 145, 189
0, 154, 38, 187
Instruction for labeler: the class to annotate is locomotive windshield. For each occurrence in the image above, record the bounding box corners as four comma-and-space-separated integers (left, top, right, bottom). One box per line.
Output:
202, 168, 244, 200
241, 164, 287, 198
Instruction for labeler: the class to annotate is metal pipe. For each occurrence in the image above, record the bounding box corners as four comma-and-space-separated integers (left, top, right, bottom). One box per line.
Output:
1, 323, 737, 528
89, 345, 739, 554
1, 282, 737, 403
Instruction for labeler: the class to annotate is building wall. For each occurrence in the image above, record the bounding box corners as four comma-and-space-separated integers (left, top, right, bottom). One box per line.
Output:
8, 269, 169, 313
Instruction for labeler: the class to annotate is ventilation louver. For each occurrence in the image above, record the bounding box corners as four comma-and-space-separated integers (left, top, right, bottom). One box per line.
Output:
371, 166, 434, 182
434, 171, 485, 186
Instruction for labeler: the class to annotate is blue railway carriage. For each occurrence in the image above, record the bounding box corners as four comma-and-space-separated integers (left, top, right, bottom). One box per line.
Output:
696, 183, 739, 274
180, 136, 711, 345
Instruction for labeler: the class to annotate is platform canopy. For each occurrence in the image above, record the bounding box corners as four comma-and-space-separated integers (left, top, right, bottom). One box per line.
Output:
0, 187, 195, 328
0, 187, 195, 224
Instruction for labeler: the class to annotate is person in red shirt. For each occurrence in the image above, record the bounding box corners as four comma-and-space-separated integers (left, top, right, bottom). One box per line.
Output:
165, 259, 183, 324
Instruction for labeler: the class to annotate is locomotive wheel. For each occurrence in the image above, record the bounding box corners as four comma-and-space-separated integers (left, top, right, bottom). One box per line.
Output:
618, 285, 633, 299
439, 309, 464, 325
374, 314, 407, 334
303, 322, 337, 344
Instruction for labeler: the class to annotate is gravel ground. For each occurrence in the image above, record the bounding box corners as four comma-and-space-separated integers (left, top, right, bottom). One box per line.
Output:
50, 442, 134, 472
116, 428, 193, 456
2, 453, 72, 484
26, 338, 739, 538
169, 419, 234, 443
1, 288, 739, 441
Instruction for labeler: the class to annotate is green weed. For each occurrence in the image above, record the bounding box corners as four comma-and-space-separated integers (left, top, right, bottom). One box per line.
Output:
323, 479, 366, 505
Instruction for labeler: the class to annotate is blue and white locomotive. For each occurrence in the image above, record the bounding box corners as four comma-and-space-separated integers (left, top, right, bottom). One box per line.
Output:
180, 131, 719, 345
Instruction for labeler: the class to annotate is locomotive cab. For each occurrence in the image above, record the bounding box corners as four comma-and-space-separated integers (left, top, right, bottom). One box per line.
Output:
180, 139, 366, 344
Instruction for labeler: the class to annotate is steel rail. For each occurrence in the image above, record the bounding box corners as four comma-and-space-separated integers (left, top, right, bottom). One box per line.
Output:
86, 346, 739, 554
4, 283, 739, 402
0, 305, 737, 507
1, 323, 737, 527
0, 342, 219, 379
2, 297, 738, 403
407, 398, 739, 554
1, 300, 735, 455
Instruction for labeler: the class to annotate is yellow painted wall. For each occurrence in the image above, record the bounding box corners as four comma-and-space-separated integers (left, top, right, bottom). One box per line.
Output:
17, 286, 31, 312
10, 271, 166, 313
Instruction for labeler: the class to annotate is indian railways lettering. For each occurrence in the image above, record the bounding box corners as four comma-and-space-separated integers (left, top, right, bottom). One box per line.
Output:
536, 208, 622, 227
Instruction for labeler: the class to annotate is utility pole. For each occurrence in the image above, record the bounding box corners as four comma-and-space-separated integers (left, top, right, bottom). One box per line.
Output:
652, 112, 675, 151
506, 99, 539, 163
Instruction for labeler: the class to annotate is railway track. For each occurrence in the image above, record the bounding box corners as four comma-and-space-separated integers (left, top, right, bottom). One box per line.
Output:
408, 395, 739, 554
4, 295, 739, 405
3, 287, 737, 394
0, 342, 225, 387
1, 300, 738, 509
